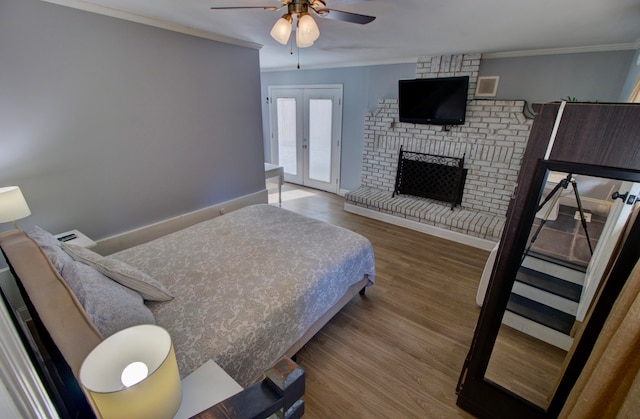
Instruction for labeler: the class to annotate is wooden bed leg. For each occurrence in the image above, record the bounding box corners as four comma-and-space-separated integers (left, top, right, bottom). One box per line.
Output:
359, 287, 366, 296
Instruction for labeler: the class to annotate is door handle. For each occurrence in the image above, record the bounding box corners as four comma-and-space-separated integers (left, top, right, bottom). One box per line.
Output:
612, 191, 637, 205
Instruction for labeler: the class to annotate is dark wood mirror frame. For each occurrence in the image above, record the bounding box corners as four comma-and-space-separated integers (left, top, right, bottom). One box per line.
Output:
456, 102, 640, 418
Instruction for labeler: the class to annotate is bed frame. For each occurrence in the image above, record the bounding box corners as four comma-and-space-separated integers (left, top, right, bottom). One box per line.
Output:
0, 229, 365, 418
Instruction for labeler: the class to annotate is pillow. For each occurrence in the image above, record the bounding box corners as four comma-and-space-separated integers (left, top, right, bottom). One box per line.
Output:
27, 226, 74, 272
61, 243, 173, 302
60, 261, 155, 338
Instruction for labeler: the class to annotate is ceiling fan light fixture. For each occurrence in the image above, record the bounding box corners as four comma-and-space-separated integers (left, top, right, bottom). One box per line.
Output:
270, 14, 293, 45
296, 13, 320, 48
295, 25, 314, 48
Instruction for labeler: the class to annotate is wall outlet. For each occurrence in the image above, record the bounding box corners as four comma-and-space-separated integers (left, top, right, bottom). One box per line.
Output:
574, 211, 592, 222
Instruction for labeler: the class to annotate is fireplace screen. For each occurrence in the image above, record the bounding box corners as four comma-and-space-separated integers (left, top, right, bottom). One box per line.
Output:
393, 146, 467, 209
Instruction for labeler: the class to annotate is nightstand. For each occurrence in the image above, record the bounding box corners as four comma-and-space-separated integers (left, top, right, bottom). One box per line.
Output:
173, 360, 243, 419
54, 229, 97, 248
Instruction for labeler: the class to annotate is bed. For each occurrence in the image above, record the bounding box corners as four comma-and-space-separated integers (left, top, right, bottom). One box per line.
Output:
0, 203, 375, 416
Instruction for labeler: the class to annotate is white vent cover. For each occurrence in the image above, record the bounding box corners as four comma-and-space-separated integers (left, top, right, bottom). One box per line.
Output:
475, 76, 500, 97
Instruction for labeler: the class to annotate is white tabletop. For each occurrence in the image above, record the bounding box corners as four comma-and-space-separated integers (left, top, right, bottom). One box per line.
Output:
173, 360, 243, 419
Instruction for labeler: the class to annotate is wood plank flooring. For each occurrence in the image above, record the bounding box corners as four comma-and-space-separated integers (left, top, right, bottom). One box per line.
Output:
268, 183, 488, 417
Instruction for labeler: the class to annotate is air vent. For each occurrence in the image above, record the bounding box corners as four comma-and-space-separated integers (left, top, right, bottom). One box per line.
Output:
475, 76, 500, 97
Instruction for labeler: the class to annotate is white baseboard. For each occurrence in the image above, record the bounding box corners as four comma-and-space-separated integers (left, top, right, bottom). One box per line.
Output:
95, 190, 267, 255
344, 203, 497, 251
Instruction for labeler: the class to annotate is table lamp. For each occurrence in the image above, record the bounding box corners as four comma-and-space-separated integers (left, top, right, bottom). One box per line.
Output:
79, 325, 182, 419
0, 186, 31, 229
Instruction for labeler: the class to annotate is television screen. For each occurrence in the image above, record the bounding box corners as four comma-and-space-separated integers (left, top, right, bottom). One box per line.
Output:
398, 76, 469, 125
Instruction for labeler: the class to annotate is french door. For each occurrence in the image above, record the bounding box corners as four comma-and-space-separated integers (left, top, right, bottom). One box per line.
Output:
268, 85, 343, 193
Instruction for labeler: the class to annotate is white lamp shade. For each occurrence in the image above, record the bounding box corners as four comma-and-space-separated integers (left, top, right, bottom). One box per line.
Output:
79, 325, 182, 419
0, 186, 31, 224
296, 14, 319, 47
270, 15, 292, 45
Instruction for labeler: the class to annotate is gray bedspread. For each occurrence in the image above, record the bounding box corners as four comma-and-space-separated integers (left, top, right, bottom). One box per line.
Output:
109, 204, 375, 386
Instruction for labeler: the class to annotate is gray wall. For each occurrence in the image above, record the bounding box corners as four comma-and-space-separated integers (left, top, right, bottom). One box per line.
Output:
0, 0, 265, 239
619, 48, 640, 101
479, 50, 635, 103
262, 50, 635, 191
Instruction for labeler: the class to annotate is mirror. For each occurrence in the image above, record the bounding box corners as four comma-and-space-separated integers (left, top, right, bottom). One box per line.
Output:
481, 162, 640, 408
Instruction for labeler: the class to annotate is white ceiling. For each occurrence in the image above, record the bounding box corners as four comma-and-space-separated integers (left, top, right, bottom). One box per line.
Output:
51, 0, 640, 71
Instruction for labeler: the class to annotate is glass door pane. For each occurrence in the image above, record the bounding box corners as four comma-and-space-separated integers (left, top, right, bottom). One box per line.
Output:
276, 98, 297, 176
308, 99, 332, 183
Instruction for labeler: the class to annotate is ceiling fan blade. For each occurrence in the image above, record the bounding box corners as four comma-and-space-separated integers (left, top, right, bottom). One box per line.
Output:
210, 6, 281, 11
314, 8, 376, 24
323, 0, 372, 6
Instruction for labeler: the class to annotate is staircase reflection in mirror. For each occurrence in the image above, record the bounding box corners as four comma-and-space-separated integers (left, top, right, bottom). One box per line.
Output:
483, 169, 638, 409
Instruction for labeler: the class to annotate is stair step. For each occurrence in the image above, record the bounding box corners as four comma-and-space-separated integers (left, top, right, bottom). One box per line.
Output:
507, 294, 575, 335
528, 250, 587, 273
516, 266, 583, 302
521, 255, 585, 285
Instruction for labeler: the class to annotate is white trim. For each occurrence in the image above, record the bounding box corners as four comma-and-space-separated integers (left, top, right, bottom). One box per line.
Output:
482, 42, 638, 59
262, 56, 419, 72
94, 190, 267, 255
544, 100, 567, 160
0, 295, 59, 418
40, 0, 262, 50
343, 203, 497, 251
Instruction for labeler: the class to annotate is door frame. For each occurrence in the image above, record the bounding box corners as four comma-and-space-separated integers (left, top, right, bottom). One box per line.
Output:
267, 84, 343, 194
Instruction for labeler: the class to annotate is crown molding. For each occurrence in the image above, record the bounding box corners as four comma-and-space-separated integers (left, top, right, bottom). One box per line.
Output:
482, 43, 638, 59
262, 56, 419, 72
40, 0, 262, 50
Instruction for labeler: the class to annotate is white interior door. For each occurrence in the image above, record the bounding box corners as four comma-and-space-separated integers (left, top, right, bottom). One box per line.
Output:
268, 85, 342, 193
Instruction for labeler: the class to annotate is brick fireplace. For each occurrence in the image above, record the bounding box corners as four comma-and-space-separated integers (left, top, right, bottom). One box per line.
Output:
344, 54, 534, 246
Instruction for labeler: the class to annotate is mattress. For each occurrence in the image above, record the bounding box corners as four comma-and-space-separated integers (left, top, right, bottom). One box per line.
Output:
110, 204, 375, 386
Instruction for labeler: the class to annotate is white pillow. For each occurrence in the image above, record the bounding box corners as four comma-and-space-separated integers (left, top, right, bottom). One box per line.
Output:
62, 243, 173, 302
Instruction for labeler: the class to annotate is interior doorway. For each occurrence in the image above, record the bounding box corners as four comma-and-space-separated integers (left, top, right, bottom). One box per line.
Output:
268, 85, 343, 194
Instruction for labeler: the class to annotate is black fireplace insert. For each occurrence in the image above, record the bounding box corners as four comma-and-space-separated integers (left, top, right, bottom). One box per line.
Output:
393, 146, 467, 209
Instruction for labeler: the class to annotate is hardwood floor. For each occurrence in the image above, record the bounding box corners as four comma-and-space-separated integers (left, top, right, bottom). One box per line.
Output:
485, 324, 567, 408
268, 183, 488, 417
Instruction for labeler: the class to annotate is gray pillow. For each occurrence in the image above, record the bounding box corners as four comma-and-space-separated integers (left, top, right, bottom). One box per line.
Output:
60, 261, 155, 338
27, 226, 74, 272
61, 243, 173, 302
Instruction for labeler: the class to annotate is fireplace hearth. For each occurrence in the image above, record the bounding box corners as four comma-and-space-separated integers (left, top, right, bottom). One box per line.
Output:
393, 146, 467, 209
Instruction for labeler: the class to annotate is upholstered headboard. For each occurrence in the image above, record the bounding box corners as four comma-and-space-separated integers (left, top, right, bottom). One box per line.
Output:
0, 230, 102, 417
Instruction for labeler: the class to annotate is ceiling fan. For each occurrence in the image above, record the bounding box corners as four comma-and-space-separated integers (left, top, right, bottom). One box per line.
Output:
210, 0, 376, 48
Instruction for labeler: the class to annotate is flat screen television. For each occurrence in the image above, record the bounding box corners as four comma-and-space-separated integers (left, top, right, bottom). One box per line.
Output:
398, 76, 469, 125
